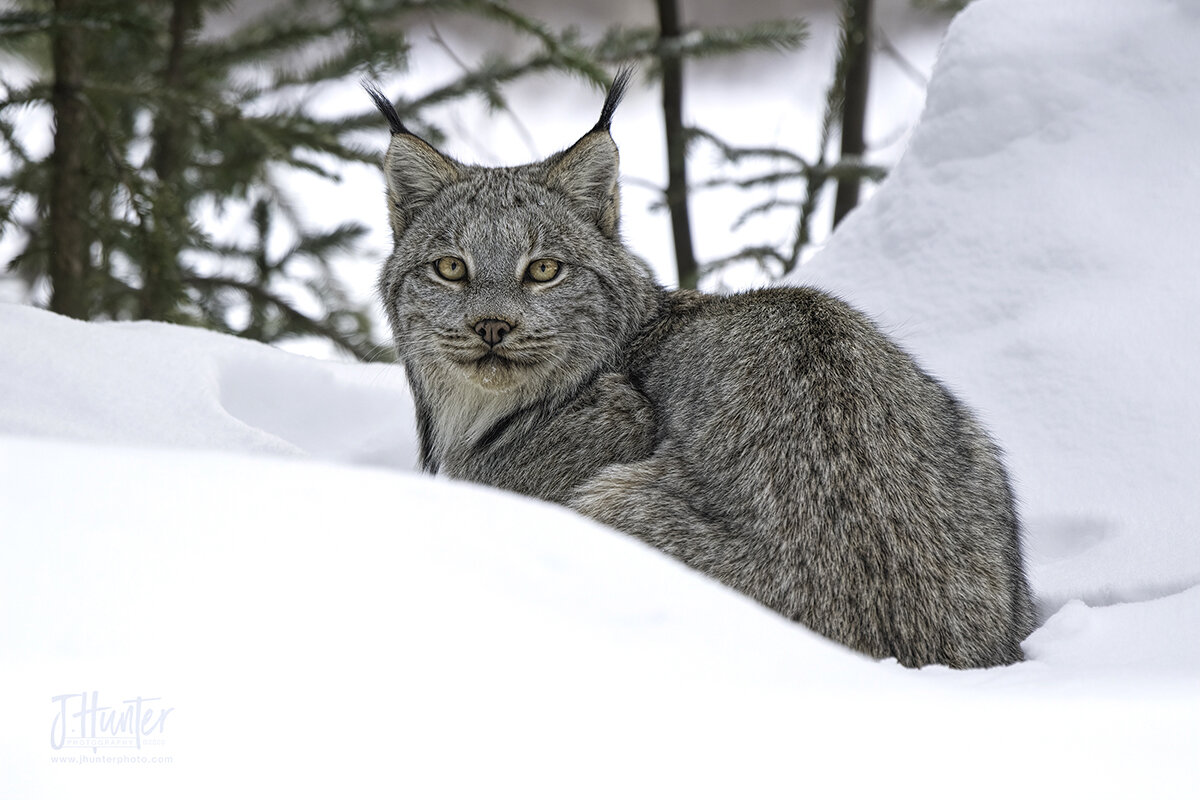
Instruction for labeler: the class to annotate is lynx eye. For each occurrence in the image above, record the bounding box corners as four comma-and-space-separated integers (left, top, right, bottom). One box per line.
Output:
525, 258, 562, 284
434, 256, 467, 282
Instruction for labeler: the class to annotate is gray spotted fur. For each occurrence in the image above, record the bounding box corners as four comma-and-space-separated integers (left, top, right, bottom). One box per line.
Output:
369, 72, 1035, 668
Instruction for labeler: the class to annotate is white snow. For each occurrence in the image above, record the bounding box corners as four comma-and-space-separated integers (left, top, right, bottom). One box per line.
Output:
2, 0, 1199, 796
795, 0, 1200, 622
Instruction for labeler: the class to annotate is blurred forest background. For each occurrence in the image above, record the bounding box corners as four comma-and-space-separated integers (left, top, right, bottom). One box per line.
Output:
0, 0, 965, 360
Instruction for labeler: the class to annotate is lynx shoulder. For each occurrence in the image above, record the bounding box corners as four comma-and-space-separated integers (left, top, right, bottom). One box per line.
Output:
367, 71, 1035, 668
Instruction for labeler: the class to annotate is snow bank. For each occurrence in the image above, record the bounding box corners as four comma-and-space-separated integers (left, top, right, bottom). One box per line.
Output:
798, 0, 1200, 619
0, 304, 416, 470
3, 0, 1199, 796
2, 433, 1196, 798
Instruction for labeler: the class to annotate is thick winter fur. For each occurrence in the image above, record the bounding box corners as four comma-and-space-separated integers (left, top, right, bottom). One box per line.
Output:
369, 71, 1035, 668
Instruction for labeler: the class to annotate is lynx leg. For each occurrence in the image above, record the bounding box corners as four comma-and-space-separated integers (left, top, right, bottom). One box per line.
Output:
569, 456, 765, 595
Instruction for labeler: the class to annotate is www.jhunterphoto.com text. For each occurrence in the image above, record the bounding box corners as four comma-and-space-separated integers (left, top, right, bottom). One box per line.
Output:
49, 753, 174, 766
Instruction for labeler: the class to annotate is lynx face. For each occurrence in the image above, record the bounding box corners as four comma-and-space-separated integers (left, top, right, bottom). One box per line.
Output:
368, 72, 657, 462
380, 165, 646, 395
369, 70, 656, 403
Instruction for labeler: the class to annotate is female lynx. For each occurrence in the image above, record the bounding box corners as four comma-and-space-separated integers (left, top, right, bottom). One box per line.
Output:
367, 72, 1034, 668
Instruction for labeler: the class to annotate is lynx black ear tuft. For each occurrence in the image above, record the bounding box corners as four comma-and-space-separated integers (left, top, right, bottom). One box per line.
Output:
592, 67, 635, 134
362, 79, 410, 137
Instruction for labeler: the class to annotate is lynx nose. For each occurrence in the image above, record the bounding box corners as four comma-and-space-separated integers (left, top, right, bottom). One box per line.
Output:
473, 318, 512, 347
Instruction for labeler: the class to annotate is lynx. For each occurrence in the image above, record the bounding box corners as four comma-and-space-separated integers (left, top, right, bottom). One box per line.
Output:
366, 71, 1035, 668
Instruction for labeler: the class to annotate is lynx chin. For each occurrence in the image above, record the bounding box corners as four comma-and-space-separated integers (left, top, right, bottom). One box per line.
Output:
366, 69, 1034, 669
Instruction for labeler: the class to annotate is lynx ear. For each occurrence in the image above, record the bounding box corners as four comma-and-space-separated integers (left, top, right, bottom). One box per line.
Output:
364, 82, 463, 239
543, 69, 633, 238
382, 135, 463, 239
545, 132, 621, 237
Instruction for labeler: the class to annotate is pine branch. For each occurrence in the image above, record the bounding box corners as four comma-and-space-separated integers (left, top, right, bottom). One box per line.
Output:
693, 170, 808, 192
0, 112, 35, 167
184, 273, 383, 361
0, 5, 159, 39
0, 10, 54, 37
585, 19, 809, 75
192, 3, 415, 73
428, 23, 540, 159
876, 26, 927, 88
450, 0, 609, 86
701, 245, 790, 278
688, 126, 811, 168
657, 20, 810, 61
276, 221, 369, 267
731, 198, 804, 231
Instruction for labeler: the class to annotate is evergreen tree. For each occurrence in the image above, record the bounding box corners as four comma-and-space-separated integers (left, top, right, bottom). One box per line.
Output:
3, 0, 414, 357
655, 0, 698, 289
2, 0, 626, 358
688, 0, 889, 281
832, 0, 873, 229
2, 0, 843, 340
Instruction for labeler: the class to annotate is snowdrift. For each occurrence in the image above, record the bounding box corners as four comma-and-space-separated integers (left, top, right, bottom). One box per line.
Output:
3, 0, 1198, 796
797, 0, 1200, 620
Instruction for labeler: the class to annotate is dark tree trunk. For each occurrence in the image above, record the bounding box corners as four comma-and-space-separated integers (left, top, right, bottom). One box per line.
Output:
832, 0, 872, 228
47, 0, 89, 319
656, 0, 698, 289
140, 0, 198, 320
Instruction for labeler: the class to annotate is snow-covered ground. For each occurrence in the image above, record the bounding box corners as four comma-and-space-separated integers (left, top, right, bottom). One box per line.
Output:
3, 0, 1199, 796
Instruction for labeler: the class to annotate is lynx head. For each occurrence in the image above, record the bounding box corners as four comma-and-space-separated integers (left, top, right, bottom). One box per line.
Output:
367, 69, 658, 422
